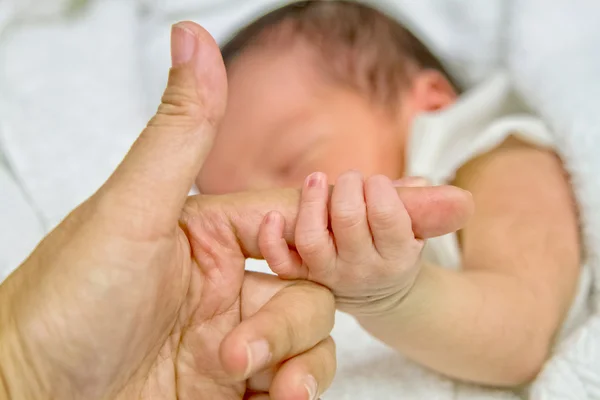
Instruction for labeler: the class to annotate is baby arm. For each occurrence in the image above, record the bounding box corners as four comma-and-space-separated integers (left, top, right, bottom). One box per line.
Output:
365, 138, 579, 385
258, 138, 580, 386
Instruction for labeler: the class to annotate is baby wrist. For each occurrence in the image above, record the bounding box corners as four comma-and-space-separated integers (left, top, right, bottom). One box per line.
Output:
336, 286, 413, 317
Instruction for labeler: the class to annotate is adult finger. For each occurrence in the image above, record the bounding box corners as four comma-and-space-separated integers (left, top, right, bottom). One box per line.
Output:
330, 171, 373, 261
395, 185, 473, 238
102, 22, 227, 231
220, 273, 335, 381
183, 184, 472, 262
392, 176, 430, 187
269, 337, 336, 400
245, 337, 335, 400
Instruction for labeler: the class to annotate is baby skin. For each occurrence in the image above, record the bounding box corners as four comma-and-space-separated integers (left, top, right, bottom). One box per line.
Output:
258, 167, 578, 387
259, 172, 427, 317
199, 1, 581, 387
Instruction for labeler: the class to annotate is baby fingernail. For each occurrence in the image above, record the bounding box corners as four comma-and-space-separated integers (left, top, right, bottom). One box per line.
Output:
245, 340, 272, 377
393, 177, 430, 187
306, 172, 325, 188
304, 375, 318, 400
265, 211, 280, 225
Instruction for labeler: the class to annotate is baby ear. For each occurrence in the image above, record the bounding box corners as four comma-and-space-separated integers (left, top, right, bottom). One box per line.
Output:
409, 70, 457, 112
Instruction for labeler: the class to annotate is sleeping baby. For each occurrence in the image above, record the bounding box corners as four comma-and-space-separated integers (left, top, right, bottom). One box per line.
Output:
197, 0, 583, 387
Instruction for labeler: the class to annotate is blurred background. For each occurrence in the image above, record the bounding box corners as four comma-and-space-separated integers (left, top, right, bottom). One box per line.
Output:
0, 0, 511, 278
1, 2, 600, 399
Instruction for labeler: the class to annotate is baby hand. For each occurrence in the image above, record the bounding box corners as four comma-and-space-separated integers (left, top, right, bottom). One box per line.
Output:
258, 171, 425, 316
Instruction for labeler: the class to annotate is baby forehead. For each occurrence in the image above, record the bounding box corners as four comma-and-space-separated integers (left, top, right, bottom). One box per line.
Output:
221, 2, 421, 105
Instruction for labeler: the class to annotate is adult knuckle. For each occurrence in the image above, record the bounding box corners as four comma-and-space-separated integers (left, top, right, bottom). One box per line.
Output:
149, 87, 208, 129
323, 335, 336, 351
312, 337, 337, 386
161, 87, 197, 112
307, 281, 336, 305
322, 336, 337, 368
180, 202, 239, 264
282, 283, 335, 338
180, 197, 202, 225
291, 282, 336, 328
260, 309, 295, 355
281, 310, 302, 354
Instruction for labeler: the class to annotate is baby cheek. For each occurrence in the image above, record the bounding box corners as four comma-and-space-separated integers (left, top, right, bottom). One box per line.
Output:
319, 138, 400, 180
196, 166, 245, 194
275, 143, 399, 187
322, 156, 392, 182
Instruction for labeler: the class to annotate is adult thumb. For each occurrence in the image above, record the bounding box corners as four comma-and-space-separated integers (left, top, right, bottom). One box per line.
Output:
103, 22, 227, 230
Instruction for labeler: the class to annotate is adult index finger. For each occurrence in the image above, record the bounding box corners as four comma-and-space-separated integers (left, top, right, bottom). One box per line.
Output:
183, 184, 473, 259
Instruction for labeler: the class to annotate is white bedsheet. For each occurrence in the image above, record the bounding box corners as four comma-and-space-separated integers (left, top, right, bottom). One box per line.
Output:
1, 1, 598, 399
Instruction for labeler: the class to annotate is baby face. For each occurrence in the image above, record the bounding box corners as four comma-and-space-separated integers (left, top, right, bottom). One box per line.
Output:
197, 43, 407, 194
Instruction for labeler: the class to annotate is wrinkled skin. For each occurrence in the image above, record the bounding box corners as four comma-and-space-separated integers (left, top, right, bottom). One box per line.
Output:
0, 22, 339, 400
0, 184, 470, 400
0, 22, 472, 400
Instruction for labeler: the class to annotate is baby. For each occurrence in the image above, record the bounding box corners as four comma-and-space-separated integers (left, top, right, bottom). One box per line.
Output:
198, 1, 581, 386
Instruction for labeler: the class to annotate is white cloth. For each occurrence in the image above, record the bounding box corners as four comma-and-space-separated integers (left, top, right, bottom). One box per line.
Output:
1, 1, 600, 399
247, 72, 592, 400
506, 2, 600, 399
0, 0, 148, 232
407, 72, 591, 340
0, 167, 44, 282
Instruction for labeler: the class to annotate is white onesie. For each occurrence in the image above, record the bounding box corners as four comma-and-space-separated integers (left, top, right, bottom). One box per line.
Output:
406, 72, 591, 338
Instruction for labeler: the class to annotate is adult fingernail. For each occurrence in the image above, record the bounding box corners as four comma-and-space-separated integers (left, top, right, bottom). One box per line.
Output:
171, 23, 196, 67
392, 176, 430, 187
245, 340, 272, 377
306, 172, 326, 189
304, 375, 319, 400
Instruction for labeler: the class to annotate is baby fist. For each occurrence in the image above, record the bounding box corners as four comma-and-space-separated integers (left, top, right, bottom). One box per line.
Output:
259, 171, 425, 316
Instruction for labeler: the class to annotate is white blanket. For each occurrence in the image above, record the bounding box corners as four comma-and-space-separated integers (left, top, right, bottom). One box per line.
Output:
0, 1, 598, 399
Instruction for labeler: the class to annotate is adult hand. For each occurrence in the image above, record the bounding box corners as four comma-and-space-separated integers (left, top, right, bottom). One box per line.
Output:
0, 22, 336, 400
0, 21, 473, 400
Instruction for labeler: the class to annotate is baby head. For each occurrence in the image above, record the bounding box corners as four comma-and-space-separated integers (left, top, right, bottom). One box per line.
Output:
198, 0, 458, 194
